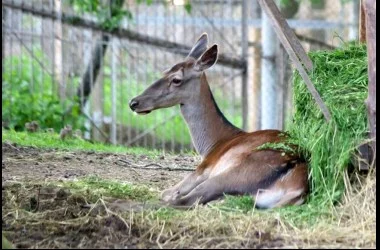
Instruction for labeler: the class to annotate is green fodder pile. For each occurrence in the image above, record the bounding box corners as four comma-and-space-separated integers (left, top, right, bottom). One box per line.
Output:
288, 43, 370, 207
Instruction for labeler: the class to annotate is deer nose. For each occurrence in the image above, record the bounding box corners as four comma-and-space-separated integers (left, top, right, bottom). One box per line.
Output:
129, 99, 139, 111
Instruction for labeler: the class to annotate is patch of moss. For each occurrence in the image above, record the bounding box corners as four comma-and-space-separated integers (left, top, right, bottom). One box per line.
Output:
63, 176, 158, 202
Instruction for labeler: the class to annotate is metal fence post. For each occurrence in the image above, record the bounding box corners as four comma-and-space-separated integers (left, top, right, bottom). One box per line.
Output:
241, 0, 248, 131
111, 38, 117, 145
261, 9, 278, 129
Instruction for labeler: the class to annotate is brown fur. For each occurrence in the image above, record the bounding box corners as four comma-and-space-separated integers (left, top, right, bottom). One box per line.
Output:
197, 130, 292, 173
164, 60, 195, 76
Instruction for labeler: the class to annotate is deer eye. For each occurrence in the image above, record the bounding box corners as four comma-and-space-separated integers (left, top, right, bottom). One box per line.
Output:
172, 78, 182, 86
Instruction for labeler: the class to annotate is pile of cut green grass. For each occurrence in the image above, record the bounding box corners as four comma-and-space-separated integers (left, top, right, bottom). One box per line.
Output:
287, 43, 369, 207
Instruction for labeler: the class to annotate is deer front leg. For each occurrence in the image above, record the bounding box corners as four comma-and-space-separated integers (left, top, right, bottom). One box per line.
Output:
169, 172, 232, 207
161, 170, 210, 202
161, 173, 194, 202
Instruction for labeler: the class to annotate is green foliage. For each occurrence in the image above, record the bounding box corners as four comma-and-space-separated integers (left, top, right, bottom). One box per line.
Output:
69, 0, 132, 30
136, 0, 153, 5
184, 0, 192, 14
2, 49, 84, 132
69, 0, 192, 31
288, 43, 368, 207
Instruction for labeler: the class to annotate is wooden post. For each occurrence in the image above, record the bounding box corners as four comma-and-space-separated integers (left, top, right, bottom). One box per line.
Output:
364, 0, 376, 164
359, 0, 367, 43
247, 1, 261, 132
248, 28, 262, 131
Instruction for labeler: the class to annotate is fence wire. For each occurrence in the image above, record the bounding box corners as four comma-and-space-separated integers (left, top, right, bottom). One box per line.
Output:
2, 0, 357, 153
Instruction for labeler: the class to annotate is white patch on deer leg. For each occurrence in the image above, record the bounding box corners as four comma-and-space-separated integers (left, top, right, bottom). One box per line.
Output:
254, 189, 285, 209
280, 168, 294, 182
293, 198, 304, 206
272, 189, 305, 208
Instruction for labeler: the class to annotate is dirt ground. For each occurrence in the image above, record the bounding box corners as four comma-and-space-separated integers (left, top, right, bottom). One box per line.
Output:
2, 142, 375, 249
2, 142, 204, 249
2, 142, 196, 190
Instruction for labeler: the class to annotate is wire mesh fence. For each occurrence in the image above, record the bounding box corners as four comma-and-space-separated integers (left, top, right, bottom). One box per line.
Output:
2, 0, 358, 153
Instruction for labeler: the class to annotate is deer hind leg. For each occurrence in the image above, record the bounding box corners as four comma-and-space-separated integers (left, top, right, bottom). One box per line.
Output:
161, 170, 210, 203
254, 162, 309, 209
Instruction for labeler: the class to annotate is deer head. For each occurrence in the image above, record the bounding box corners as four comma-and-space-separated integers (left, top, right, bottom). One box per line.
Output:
129, 33, 219, 114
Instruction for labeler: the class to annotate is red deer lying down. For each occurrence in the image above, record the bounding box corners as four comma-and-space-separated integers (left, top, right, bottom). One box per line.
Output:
129, 33, 309, 209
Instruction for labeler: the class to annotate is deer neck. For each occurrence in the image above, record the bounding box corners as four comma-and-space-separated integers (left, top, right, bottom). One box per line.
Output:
180, 73, 244, 158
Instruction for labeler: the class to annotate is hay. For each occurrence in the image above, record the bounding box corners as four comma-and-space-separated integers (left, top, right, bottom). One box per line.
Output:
2, 173, 375, 248
288, 43, 369, 207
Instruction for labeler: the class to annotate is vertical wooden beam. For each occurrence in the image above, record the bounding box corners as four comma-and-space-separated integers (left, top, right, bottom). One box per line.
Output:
247, 1, 261, 132
248, 29, 262, 131
364, 0, 376, 164
359, 0, 367, 43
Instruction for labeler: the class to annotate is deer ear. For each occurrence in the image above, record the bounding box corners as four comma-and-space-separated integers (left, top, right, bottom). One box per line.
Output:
194, 44, 218, 72
187, 33, 208, 59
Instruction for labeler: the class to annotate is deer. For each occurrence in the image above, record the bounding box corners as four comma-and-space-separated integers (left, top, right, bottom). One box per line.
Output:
129, 33, 309, 209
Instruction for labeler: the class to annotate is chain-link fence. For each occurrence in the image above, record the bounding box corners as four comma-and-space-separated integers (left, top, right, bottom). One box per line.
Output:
2, 0, 358, 153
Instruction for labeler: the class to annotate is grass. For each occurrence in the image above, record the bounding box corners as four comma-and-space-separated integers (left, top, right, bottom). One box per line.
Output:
255, 141, 296, 155
244, 43, 370, 213
62, 175, 158, 202
287, 43, 369, 208
2, 129, 164, 158
2, 170, 375, 248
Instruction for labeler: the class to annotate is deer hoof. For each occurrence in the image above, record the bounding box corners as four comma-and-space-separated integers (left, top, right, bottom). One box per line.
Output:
161, 189, 181, 203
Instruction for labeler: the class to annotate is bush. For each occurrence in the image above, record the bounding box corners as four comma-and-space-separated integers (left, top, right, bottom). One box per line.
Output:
2, 49, 85, 132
